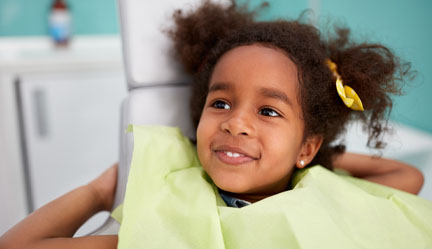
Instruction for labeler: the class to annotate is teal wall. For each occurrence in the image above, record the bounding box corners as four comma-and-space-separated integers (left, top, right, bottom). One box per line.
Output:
0, 0, 119, 36
1, 0, 431, 134
318, 0, 432, 134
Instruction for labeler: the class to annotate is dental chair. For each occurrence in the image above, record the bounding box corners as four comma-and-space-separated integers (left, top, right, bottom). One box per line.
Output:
89, 0, 203, 235
91, 0, 432, 236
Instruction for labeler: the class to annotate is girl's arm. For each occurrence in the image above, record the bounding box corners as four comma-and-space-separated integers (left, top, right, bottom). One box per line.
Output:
333, 153, 424, 194
0, 164, 118, 249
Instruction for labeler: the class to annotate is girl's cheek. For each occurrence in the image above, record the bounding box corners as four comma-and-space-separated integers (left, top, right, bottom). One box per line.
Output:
198, 110, 213, 129
196, 115, 210, 147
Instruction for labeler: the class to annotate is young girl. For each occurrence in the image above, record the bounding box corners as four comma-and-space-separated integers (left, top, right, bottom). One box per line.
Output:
0, 1, 428, 248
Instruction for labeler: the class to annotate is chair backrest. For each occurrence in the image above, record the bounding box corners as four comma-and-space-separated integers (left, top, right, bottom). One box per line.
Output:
119, 0, 194, 88
114, 0, 207, 210
91, 0, 214, 235
119, 0, 228, 88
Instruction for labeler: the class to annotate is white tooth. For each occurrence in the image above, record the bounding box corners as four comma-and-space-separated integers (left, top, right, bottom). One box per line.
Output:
233, 153, 241, 158
224, 151, 246, 158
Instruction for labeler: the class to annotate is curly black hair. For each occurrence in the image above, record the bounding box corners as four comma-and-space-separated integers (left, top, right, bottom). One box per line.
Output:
168, 0, 412, 169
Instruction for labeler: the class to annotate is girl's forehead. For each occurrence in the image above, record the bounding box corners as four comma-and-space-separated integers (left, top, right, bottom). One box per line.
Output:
210, 44, 299, 93
217, 44, 295, 67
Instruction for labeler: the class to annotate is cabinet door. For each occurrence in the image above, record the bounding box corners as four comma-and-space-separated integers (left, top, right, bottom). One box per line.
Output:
18, 69, 127, 236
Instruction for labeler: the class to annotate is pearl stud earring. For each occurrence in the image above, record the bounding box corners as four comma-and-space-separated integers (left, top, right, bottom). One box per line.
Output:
300, 160, 305, 167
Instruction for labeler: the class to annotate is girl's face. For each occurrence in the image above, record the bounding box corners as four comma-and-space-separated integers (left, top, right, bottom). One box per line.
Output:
196, 44, 321, 202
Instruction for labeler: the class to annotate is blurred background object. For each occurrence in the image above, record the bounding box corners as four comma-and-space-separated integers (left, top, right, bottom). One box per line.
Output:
0, 0, 119, 36
0, 0, 430, 237
0, 0, 126, 236
48, 0, 71, 46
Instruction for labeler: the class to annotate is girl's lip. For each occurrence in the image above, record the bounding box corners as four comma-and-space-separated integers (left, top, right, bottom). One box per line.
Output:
212, 145, 259, 161
214, 150, 256, 165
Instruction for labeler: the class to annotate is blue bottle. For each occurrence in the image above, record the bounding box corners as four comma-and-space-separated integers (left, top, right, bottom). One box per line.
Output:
49, 0, 71, 46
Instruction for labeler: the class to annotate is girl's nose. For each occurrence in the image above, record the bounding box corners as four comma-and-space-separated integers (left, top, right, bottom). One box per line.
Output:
220, 109, 255, 136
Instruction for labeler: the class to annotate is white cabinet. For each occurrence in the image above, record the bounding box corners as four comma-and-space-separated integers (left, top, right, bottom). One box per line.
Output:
0, 36, 127, 236
19, 70, 125, 211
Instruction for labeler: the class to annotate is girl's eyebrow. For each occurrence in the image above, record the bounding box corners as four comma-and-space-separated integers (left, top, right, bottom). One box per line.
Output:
208, 82, 231, 92
259, 87, 293, 107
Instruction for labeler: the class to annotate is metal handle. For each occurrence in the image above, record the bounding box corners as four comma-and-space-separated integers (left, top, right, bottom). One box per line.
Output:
32, 88, 49, 138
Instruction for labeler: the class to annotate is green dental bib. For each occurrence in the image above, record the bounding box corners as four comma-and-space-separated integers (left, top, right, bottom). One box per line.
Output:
114, 125, 432, 249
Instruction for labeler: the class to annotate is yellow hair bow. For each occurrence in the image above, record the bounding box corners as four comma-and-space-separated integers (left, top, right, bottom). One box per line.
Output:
326, 59, 364, 111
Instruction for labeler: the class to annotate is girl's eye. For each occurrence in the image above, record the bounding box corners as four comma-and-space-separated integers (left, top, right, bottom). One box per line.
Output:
211, 100, 231, 110
259, 107, 280, 117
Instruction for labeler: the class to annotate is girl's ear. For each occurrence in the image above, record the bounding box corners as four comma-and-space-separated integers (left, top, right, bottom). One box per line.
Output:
296, 135, 323, 168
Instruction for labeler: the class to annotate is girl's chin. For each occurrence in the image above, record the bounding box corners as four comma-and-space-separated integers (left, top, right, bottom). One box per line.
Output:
213, 178, 251, 194
203, 161, 256, 193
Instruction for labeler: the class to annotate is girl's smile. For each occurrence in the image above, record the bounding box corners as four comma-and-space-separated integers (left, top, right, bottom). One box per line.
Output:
213, 144, 259, 165
196, 44, 322, 202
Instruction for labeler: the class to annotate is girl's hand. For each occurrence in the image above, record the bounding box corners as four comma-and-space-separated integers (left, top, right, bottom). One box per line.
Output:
87, 163, 118, 211
0, 163, 119, 249
334, 153, 424, 194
